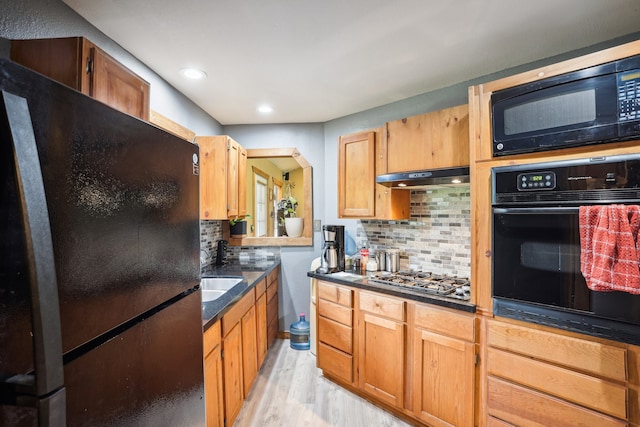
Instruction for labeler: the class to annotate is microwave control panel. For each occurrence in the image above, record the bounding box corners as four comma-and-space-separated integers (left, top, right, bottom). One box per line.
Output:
517, 171, 556, 191
618, 68, 640, 122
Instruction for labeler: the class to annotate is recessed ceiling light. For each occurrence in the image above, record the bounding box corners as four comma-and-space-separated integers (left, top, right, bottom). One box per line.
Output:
257, 105, 273, 114
179, 68, 207, 80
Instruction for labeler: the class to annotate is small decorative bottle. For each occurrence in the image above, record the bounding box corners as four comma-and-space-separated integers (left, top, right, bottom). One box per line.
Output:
360, 246, 369, 274
290, 313, 310, 350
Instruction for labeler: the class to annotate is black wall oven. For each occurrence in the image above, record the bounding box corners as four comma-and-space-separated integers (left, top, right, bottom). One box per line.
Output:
492, 154, 640, 345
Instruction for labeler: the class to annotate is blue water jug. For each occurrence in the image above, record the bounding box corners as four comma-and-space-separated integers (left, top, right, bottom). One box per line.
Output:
290, 313, 310, 350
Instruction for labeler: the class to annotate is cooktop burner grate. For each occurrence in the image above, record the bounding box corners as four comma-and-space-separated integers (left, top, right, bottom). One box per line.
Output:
368, 271, 471, 300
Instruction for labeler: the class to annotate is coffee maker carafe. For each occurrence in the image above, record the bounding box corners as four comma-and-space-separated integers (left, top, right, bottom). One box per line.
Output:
317, 225, 345, 274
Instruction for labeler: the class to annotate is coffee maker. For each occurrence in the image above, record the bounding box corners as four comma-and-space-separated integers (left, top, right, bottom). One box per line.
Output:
317, 225, 345, 273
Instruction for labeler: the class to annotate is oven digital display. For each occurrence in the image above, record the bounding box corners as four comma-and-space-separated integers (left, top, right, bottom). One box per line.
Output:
517, 171, 556, 191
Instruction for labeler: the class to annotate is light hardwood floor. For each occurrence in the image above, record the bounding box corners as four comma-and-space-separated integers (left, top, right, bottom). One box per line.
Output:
234, 339, 414, 427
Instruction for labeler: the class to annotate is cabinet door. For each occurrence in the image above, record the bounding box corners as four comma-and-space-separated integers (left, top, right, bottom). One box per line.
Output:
237, 145, 247, 217
375, 126, 411, 220
227, 139, 240, 218
196, 136, 227, 219
241, 304, 258, 397
338, 131, 376, 217
386, 105, 469, 173
204, 322, 224, 427
413, 328, 475, 427
256, 292, 268, 368
204, 344, 224, 427
358, 312, 405, 408
90, 45, 150, 120
10, 37, 150, 121
222, 323, 243, 426
266, 270, 279, 348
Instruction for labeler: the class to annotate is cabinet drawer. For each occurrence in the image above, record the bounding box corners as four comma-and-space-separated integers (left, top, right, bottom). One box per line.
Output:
318, 342, 353, 383
359, 291, 405, 321
266, 280, 278, 303
318, 316, 352, 354
486, 416, 515, 427
318, 281, 352, 307
487, 319, 627, 382
254, 278, 266, 298
267, 267, 279, 286
222, 288, 255, 337
414, 303, 475, 342
318, 298, 352, 327
487, 376, 626, 427
203, 320, 221, 356
487, 347, 627, 419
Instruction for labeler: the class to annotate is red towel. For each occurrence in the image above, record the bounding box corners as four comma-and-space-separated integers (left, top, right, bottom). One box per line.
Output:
579, 205, 640, 295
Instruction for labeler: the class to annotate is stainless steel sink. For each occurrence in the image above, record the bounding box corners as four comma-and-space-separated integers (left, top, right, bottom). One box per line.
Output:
202, 289, 227, 302
201, 277, 244, 302
202, 277, 243, 291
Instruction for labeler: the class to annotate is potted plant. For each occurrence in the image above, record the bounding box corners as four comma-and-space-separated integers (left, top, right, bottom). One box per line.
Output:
280, 196, 303, 237
229, 215, 250, 238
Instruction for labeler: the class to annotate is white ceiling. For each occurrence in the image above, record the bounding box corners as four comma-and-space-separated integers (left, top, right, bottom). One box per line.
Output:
62, 0, 640, 125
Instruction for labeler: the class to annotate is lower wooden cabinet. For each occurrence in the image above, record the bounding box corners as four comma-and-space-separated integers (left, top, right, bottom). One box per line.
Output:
203, 321, 224, 427
222, 322, 243, 426
315, 282, 477, 426
486, 318, 628, 426
317, 281, 354, 384
266, 267, 280, 347
204, 267, 279, 426
240, 304, 258, 398
358, 291, 406, 409
221, 288, 255, 425
255, 280, 268, 367
412, 303, 475, 427
487, 377, 625, 427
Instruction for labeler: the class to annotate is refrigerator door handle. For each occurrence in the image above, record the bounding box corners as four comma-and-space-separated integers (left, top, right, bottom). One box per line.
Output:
1, 90, 66, 424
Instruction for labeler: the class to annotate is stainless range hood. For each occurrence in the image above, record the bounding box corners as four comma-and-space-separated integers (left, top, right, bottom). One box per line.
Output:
376, 166, 470, 188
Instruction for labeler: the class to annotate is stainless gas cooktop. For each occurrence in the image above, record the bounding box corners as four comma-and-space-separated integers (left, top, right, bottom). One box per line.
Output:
368, 271, 471, 301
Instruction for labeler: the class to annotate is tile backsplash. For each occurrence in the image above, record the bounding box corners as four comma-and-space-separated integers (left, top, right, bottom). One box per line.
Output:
199, 220, 281, 272
200, 220, 223, 270
201, 187, 470, 277
355, 186, 471, 277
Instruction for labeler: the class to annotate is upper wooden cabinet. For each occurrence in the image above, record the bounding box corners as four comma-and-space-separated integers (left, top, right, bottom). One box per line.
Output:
385, 104, 469, 173
196, 136, 247, 220
338, 130, 376, 218
338, 129, 410, 219
11, 37, 150, 121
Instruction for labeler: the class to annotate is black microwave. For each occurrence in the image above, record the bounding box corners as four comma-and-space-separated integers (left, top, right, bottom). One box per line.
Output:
491, 54, 640, 157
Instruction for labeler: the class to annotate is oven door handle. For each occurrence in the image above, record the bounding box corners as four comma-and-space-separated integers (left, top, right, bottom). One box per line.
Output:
493, 206, 581, 214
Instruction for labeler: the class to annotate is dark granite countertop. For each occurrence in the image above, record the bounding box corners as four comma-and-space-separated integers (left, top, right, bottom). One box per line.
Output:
201, 259, 281, 330
307, 270, 476, 313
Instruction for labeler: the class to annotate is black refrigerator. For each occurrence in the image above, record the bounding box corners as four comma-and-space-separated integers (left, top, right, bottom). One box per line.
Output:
0, 59, 205, 426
